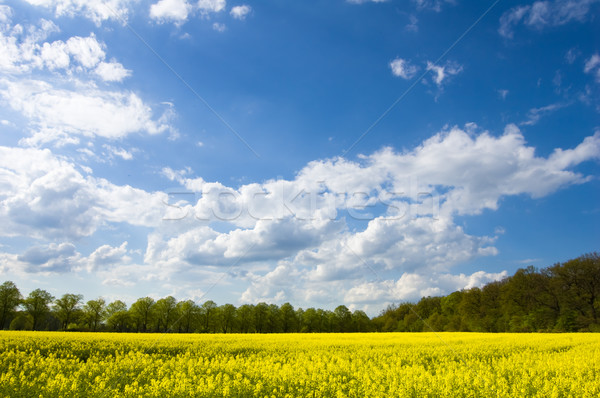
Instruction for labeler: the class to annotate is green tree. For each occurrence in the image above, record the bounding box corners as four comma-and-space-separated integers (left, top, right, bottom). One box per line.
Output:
177, 300, 200, 333
22, 289, 54, 331
0, 281, 22, 329
253, 302, 269, 333
280, 303, 297, 333
334, 305, 352, 332
105, 300, 129, 332
352, 310, 372, 332
236, 304, 254, 333
53, 293, 83, 330
129, 297, 155, 332
200, 300, 218, 332
155, 296, 178, 332
83, 298, 106, 332
218, 304, 236, 333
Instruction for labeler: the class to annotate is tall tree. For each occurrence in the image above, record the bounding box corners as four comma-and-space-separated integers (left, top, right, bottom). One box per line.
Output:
200, 300, 217, 332
218, 304, 236, 333
83, 298, 106, 332
106, 300, 130, 332
53, 293, 83, 330
280, 303, 296, 333
22, 289, 54, 331
129, 297, 155, 332
253, 302, 269, 333
177, 300, 200, 333
0, 281, 22, 329
155, 296, 178, 332
334, 305, 352, 332
236, 304, 254, 333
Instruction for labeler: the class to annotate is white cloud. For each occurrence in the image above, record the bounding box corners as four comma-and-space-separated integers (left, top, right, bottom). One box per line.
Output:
212, 22, 226, 32
389, 58, 418, 79
65, 35, 105, 68
426, 60, 462, 86
521, 102, 567, 126
584, 53, 600, 83
22, 0, 137, 26
103, 144, 134, 160
411, 0, 455, 12
498, 89, 509, 100
1, 124, 598, 308
499, 0, 599, 38
197, 0, 226, 14
147, 124, 600, 292
1, 78, 172, 144
0, 14, 130, 81
343, 270, 508, 304
87, 242, 130, 271
230, 5, 251, 20
150, 0, 192, 24
405, 15, 418, 32
94, 61, 132, 82
0, 146, 168, 240
17, 242, 80, 273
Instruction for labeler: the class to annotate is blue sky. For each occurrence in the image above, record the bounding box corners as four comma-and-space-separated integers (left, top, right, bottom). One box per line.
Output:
0, 0, 598, 315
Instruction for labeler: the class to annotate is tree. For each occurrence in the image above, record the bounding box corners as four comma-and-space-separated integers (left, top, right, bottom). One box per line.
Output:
552, 253, 600, 328
106, 300, 130, 332
280, 303, 296, 333
352, 310, 372, 332
237, 304, 254, 333
200, 300, 218, 332
53, 293, 83, 330
129, 297, 155, 332
254, 302, 269, 333
334, 305, 352, 332
154, 296, 178, 332
177, 300, 200, 333
83, 298, 106, 332
22, 289, 54, 331
0, 281, 22, 329
218, 304, 236, 333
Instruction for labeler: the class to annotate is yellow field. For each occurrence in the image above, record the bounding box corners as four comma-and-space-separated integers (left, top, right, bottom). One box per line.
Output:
0, 331, 599, 397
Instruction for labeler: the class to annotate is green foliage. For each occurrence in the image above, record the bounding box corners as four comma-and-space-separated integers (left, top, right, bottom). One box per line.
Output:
373, 252, 600, 333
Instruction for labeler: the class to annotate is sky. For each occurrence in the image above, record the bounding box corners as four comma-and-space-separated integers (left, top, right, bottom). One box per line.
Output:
0, 0, 598, 315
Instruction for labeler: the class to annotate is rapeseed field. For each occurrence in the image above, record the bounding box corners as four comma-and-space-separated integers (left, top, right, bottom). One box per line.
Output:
0, 331, 598, 397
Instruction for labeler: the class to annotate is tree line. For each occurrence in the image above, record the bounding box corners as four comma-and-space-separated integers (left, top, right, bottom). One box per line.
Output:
0, 284, 373, 333
373, 252, 600, 332
0, 252, 597, 333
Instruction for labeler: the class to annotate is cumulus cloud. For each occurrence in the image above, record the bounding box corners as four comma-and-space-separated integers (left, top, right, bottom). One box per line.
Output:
148, 123, 600, 303
87, 242, 130, 271
0, 13, 129, 81
343, 270, 508, 304
17, 242, 79, 273
2, 123, 598, 307
499, 0, 599, 38
389, 58, 418, 79
197, 0, 226, 14
426, 60, 462, 86
94, 61, 131, 82
230, 5, 251, 19
0, 146, 168, 240
22, 0, 136, 26
150, 0, 192, 23
148, 0, 225, 25
1, 78, 172, 144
